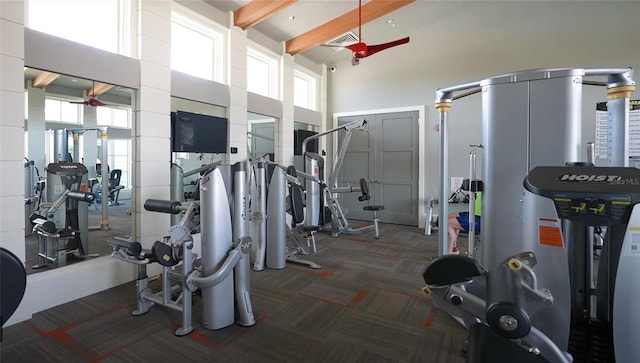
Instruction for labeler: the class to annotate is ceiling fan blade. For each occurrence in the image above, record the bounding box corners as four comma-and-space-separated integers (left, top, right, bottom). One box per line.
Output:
365, 37, 410, 57
87, 98, 108, 107
70, 100, 89, 105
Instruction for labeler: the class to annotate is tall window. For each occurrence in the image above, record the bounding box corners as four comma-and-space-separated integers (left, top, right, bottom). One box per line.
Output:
247, 46, 280, 99
97, 106, 131, 128
45, 98, 82, 124
294, 69, 318, 110
171, 5, 226, 83
27, 0, 133, 56
108, 139, 131, 188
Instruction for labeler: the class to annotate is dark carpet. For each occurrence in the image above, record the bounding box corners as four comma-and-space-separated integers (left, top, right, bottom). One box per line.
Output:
2, 218, 467, 362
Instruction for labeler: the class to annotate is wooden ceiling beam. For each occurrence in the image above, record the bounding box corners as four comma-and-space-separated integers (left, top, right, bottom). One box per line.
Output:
87, 82, 113, 97
286, 0, 415, 56
32, 71, 60, 88
234, 0, 298, 30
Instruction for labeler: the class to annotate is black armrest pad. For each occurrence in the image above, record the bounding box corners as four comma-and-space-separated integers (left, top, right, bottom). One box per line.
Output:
423, 255, 486, 286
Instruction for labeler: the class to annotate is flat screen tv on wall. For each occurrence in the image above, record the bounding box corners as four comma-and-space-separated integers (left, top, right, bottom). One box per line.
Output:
171, 111, 228, 154
294, 129, 318, 155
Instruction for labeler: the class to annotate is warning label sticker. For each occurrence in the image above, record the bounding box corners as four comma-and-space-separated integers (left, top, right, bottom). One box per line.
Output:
538, 217, 563, 248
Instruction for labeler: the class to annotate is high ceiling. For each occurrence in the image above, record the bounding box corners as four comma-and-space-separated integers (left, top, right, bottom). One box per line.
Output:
202, 0, 640, 71
204, 0, 441, 66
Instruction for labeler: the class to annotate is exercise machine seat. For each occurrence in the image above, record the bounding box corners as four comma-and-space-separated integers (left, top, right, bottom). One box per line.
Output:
1, 248, 27, 327
109, 169, 125, 205
363, 205, 384, 212
358, 178, 385, 238
286, 166, 321, 252
423, 254, 486, 286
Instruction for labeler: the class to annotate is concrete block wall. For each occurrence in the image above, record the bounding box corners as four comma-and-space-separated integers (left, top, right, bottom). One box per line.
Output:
0, 0, 26, 260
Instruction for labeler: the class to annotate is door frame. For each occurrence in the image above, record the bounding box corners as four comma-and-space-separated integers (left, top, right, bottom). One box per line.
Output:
333, 105, 427, 228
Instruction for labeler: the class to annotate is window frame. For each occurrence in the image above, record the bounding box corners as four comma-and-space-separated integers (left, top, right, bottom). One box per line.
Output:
44, 96, 83, 124
293, 67, 319, 111
247, 45, 281, 99
96, 105, 132, 129
26, 0, 134, 56
171, 3, 227, 84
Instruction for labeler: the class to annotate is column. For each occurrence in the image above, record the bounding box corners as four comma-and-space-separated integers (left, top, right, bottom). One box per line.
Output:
228, 21, 248, 164
133, 0, 172, 246
280, 53, 295, 166
0, 0, 26, 260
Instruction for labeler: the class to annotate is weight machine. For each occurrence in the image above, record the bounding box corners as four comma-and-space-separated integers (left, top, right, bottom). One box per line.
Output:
109, 162, 255, 335
30, 162, 97, 268
51, 127, 116, 230
169, 161, 220, 226
302, 119, 374, 237
423, 252, 572, 363
249, 159, 321, 271
433, 67, 635, 361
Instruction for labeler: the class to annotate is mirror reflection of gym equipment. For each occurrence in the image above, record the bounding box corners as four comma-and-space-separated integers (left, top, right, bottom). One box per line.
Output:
23, 69, 134, 274
426, 67, 636, 362
27, 127, 125, 269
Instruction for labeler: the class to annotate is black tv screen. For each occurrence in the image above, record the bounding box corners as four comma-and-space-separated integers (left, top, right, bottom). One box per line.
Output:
171, 111, 228, 153
294, 129, 318, 155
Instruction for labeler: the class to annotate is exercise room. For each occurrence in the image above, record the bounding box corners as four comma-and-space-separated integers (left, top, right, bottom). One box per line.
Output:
2, 1, 639, 362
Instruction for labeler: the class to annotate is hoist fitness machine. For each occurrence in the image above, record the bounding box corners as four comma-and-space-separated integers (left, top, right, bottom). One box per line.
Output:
301, 119, 375, 237
427, 67, 636, 362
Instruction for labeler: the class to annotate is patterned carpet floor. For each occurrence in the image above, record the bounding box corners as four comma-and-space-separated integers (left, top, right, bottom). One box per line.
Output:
2, 220, 467, 363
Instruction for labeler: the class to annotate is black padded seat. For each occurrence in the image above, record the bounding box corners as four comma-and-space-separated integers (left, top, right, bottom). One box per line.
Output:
287, 166, 322, 252
108, 169, 125, 205
1, 248, 27, 328
359, 178, 385, 238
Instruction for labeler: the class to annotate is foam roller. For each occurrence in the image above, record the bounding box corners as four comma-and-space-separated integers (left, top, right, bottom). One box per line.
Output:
144, 199, 182, 214
67, 191, 95, 202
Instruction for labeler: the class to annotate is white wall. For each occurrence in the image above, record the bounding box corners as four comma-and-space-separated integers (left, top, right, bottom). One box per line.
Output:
327, 1, 640, 220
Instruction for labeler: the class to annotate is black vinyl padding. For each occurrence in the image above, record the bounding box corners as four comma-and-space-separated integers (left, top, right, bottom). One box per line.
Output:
144, 199, 182, 214
67, 191, 95, 203
290, 184, 305, 225
422, 255, 486, 286
1, 248, 27, 327
358, 178, 371, 202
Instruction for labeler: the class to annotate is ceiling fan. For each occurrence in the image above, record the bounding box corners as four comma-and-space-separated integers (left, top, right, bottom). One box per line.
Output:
70, 81, 112, 107
329, 0, 410, 65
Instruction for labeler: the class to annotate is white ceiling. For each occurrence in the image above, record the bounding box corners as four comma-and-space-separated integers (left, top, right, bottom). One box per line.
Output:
204, 0, 469, 66
203, 1, 640, 69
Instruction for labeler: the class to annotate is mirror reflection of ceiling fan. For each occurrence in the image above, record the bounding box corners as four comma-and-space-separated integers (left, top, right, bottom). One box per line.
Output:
327, 0, 410, 65
70, 81, 114, 107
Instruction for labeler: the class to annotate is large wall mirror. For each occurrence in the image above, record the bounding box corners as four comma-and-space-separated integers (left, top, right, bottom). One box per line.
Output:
248, 112, 276, 161
24, 67, 134, 276
293, 121, 319, 171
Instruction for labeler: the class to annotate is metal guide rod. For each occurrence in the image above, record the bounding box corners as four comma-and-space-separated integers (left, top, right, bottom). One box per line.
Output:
436, 102, 451, 256
301, 119, 367, 156
467, 144, 482, 256
100, 127, 109, 230
434, 67, 635, 257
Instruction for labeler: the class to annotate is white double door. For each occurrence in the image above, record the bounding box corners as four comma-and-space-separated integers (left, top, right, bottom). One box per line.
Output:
337, 110, 419, 226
